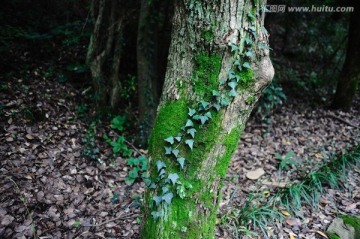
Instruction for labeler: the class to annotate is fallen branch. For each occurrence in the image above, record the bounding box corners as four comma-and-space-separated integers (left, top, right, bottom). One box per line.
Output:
82, 213, 137, 227
326, 112, 359, 128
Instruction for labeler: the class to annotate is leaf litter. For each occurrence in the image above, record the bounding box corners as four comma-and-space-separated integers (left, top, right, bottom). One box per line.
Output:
0, 68, 359, 238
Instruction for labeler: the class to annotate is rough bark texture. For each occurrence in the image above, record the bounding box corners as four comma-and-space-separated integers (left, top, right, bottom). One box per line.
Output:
140, 0, 274, 238
86, 0, 124, 111
332, 4, 360, 111
137, 0, 173, 146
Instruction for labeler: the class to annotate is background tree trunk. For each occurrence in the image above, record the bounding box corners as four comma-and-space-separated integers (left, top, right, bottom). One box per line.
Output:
332, 4, 359, 111
86, 0, 125, 111
140, 0, 274, 238
137, 0, 173, 146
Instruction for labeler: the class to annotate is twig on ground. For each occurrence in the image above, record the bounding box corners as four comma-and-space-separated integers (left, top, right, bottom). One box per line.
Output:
82, 213, 138, 227
326, 112, 359, 128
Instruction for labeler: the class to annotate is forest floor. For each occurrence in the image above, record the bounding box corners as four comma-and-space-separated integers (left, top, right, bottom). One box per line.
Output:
0, 68, 359, 239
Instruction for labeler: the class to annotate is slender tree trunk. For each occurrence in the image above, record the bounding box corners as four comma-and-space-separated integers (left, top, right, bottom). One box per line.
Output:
140, 0, 274, 238
137, 0, 173, 146
86, 0, 124, 111
332, 5, 360, 111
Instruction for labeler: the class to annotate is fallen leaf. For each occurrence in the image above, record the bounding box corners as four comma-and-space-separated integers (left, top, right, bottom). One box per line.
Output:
344, 202, 359, 211
262, 181, 287, 188
245, 168, 265, 180
1, 215, 14, 226
286, 218, 302, 226
6, 137, 14, 142
289, 232, 297, 239
281, 210, 291, 216
314, 230, 328, 239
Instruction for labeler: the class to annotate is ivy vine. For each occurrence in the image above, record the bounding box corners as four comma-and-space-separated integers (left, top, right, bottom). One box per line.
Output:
147, 8, 266, 220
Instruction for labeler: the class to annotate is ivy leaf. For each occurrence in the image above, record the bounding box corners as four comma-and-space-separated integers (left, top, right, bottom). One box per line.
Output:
162, 192, 174, 205
199, 115, 208, 125
192, 114, 200, 120
233, 60, 240, 66
221, 97, 230, 106
168, 173, 179, 185
235, 75, 241, 82
164, 146, 172, 155
177, 157, 185, 169
229, 42, 238, 52
174, 136, 182, 142
245, 37, 253, 45
185, 119, 194, 127
144, 178, 152, 187
185, 139, 194, 150
219, 79, 226, 86
228, 69, 236, 79
212, 90, 219, 97
200, 100, 210, 110
159, 168, 166, 177
164, 136, 174, 144
151, 211, 162, 219
162, 186, 169, 194
245, 50, 254, 59
213, 103, 221, 111
187, 128, 197, 138
205, 111, 212, 119
153, 196, 162, 206
228, 81, 237, 89
243, 62, 251, 69
172, 149, 180, 157
188, 108, 196, 117
156, 160, 166, 172
229, 89, 237, 97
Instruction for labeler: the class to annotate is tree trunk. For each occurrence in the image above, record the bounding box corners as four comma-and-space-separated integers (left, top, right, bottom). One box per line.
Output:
137, 0, 174, 146
86, 0, 124, 111
140, 0, 274, 238
332, 5, 360, 111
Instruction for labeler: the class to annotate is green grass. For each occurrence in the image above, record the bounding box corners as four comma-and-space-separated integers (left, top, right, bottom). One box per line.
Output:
224, 145, 360, 237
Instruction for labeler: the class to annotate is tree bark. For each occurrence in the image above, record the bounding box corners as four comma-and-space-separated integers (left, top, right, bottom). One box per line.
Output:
137, 0, 174, 146
86, 0, 125, 111
140, 0, 274, 238
332, 4, 360, 111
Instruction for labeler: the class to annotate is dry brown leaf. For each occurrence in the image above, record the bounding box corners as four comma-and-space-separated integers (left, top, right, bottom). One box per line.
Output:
313, 230, 328, 239
285, 218, 302, 226
344, 202, 359, 211
245, 168, 265, 180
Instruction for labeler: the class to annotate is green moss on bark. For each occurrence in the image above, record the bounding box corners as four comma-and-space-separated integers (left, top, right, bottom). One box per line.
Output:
239, 68, 254, 90
191, 53, 222, 99
216, 126, 243, 178
342, 215, 360, 239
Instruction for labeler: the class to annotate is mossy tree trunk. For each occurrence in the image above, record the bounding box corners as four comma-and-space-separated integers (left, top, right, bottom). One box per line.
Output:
140, 0, 274, 238
332, 4, 360, 111
86, 0, 125, 111
137, 0, 173, 146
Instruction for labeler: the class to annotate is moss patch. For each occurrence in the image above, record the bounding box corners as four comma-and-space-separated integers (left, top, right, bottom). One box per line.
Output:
342, 215, 360, 239
191, 53, 222, 100
202, 30, 214, 44
238, 68, 254, 90
216, 126, 243, 178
